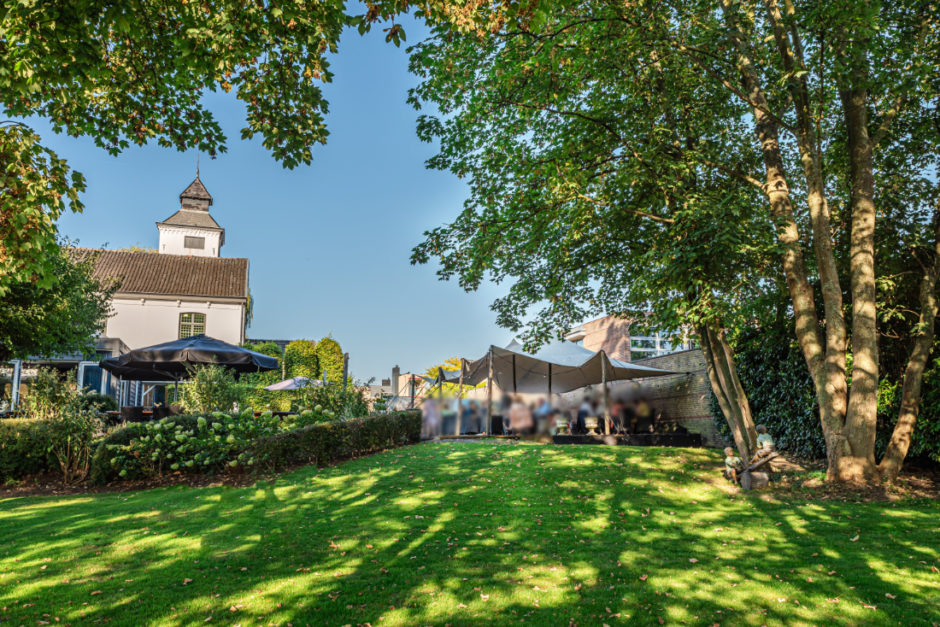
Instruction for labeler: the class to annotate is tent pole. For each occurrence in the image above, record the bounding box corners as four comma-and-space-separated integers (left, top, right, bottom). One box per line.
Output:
485, 349, 493, 435
512, 354, 517, 394
547, 363, 552, 397
602, 352, 611, 435
410, 375, 416, 409
456, 360, 464, 436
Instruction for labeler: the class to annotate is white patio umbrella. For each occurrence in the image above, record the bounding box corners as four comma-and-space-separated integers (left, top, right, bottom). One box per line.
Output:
263, 376, 328, 391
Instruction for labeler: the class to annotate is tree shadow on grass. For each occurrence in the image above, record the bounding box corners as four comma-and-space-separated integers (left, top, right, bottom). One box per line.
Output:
0, 442, 938, 626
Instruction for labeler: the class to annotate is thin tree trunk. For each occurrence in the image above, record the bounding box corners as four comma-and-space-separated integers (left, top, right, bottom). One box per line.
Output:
879, 209, 940, 481
838, 69, 880, 482
697, 323, 757, 459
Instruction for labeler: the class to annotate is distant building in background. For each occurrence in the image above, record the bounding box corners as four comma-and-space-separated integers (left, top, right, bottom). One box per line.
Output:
564, 315, 694, 361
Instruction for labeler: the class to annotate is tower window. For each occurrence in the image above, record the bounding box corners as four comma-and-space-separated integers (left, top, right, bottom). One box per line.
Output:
179, 312, 206, 338
184, 236, 205, 249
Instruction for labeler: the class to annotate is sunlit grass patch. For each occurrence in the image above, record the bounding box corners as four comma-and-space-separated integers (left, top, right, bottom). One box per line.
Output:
1, 442, 937, 626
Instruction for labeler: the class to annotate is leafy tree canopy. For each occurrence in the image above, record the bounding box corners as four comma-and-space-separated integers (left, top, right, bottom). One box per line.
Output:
0, 245, 115, 362
0, 0, 429, 292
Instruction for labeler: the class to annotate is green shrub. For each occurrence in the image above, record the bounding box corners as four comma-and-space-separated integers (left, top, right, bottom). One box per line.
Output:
294, 382, 368, 418
179, 364, 241, 413
89, 417, 203, 484
19, 367, 76, 420
92, 411, 280, 483
250, 411, 421, 470
45, 409, 100, 482
0, 419, 56, 481
79, 392, 118, 413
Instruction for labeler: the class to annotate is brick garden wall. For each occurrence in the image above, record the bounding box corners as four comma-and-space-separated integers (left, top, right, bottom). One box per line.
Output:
614, 349, 725, 447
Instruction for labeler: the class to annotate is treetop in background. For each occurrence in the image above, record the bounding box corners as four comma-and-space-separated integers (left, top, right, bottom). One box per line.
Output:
285, 339, 319, 379
315, 336, 344, 384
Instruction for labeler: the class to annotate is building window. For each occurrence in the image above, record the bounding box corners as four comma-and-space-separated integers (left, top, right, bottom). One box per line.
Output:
179, 312, 206, 338
184, 235, 205, 249
629, 324, 693, 359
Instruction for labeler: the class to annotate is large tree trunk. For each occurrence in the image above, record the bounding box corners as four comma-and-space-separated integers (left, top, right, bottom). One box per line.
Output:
720, 0, 852, 477
762, 0, 854, 481
878, 209, 940, 482
697, 323, 757, 459
838, 61, 881, 483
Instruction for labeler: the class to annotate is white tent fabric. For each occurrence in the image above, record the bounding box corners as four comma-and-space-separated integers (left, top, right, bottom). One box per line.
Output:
443, 340, 678, 394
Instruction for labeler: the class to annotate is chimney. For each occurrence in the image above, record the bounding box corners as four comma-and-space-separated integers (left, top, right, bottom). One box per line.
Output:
391, 365, 400, 396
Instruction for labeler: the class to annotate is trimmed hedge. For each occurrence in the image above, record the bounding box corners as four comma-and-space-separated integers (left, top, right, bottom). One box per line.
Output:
0, 419, 56, 481
249, 411, 422, 470
89, 411, 421, 485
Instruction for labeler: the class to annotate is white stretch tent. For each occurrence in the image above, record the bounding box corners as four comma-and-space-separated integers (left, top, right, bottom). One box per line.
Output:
442, 340, 678, 394
438, 340, 680, 435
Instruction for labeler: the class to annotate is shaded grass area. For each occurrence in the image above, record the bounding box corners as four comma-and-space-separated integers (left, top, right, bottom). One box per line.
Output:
1, 442, 938, 626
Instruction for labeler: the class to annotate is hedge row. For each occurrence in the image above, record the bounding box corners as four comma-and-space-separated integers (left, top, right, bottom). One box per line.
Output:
249, 411, 422, 471
89, 411, 421, 485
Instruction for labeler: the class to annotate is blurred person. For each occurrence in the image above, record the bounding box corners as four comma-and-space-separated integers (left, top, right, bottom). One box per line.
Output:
468, 400, 481, 434
634, 397, 653, 433
422, 397, 441, 439
509, 394, 534, 434
576, 396, 592, 434
534, 396, 552, 436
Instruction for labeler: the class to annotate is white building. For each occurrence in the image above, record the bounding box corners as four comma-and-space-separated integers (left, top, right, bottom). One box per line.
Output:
81, 174, 250, 350
2, 175, 251, 408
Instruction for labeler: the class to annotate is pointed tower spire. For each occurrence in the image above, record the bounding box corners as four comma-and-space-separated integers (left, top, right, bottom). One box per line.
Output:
179, 172, 213, 210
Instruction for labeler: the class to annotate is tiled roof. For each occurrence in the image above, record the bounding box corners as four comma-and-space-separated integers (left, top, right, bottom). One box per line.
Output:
158, 209, 222, 229
180, 176, 213, 205
69, 248, 248, 300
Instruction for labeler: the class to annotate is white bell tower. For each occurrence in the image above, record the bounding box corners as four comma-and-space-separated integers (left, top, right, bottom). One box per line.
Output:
156, 175, 225, 257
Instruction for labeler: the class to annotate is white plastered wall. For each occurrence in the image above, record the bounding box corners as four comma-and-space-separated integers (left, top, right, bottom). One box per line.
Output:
105, 296, 245, 348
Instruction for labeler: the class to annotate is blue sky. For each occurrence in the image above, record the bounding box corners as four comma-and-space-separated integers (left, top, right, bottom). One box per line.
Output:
40, 16, 515, 382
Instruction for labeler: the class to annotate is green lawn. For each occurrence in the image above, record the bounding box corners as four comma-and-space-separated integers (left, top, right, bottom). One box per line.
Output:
1, 442, 937, 626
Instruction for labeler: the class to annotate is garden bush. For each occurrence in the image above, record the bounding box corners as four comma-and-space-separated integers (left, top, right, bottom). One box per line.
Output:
19, 367, 75, 420
45, 409, 100, 482
179, 364, 241, 413
93, 410, 279, 483
0, 419, 56, 481
79, 392, 119, 413
88, 415, 203, 483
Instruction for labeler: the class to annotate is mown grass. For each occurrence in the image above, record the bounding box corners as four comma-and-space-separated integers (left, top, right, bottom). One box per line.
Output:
1, 442, 938, 626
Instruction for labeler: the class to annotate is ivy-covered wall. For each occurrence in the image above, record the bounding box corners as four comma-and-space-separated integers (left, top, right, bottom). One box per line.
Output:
711, 326, 940, 464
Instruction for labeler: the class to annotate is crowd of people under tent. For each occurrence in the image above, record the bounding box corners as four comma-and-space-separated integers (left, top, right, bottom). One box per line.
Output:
419, 391, 691, 439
